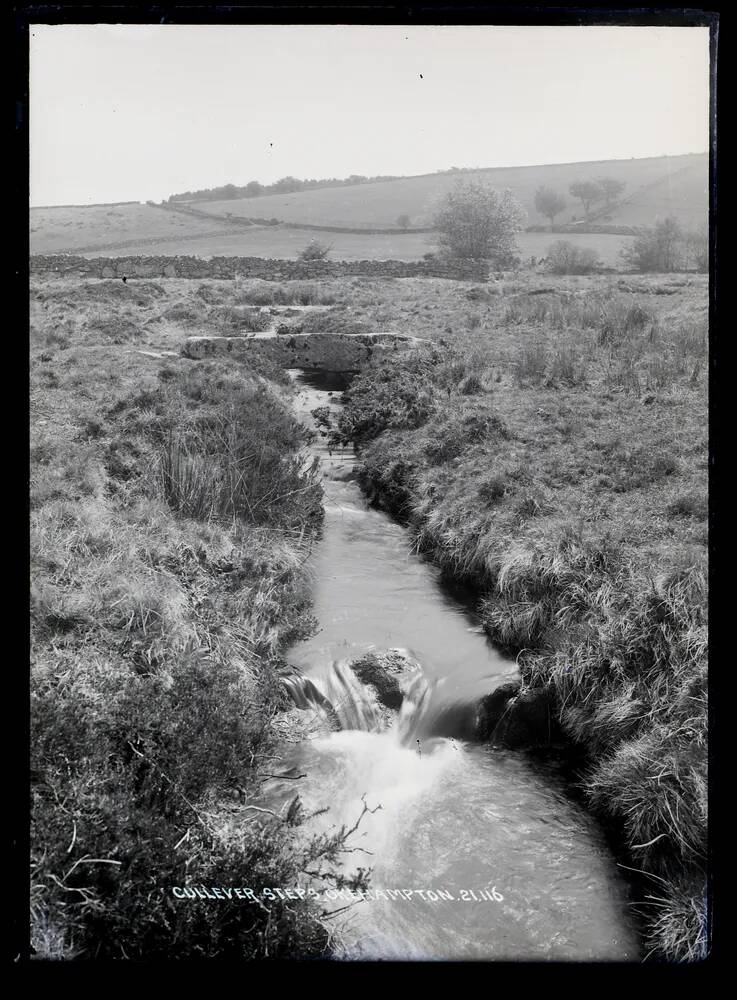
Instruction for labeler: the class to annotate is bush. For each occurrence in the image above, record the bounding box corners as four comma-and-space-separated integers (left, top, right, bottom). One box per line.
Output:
83, 316, 144, 344
297, 240, 332, 262
208, 305, 272, 334
683, 225, 708, 273
622, 217, 686, 273
432, 180, 526, 263
545, 241, 600, 275
30, 642, 364, 959
195, 283, 226, 305
163, 302, 206, 324
332, 355, 438, 446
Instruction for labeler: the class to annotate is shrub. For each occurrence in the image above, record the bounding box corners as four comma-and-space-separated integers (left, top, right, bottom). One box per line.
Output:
425, 410, 509, 464
163, 302, 206, 324
30, 641, 366, 959
459, 372, 484, 395
545, 241, 600, 275
432, 180, 526, 263
208, 305, 272, 334
195, 283, 225, 305
297, 240, 332, 262
332, 356, 438, 446
622, 217, 686, 273
683, 225, 708, 273
85, 316, 144, 344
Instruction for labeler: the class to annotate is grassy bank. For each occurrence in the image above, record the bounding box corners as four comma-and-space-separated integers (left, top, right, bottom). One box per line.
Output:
332, 273, 708, 961
29, 274, 370, 959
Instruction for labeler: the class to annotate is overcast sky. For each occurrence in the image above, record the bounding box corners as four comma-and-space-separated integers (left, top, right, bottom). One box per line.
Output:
29, 23, 710, 206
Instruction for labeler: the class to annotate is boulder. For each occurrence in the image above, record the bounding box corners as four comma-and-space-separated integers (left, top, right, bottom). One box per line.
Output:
348, 648, 421, 710
475, 680, 562, 749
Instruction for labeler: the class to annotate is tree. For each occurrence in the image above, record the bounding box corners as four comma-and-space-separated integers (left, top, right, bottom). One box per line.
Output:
244, 181, 263, 198
396, 214, 411, 229
569, 180, 603, 217
621, 216, 685, 272
298, 239, 332, 262
534, 186, 566, 228
432, 180, 526, 262
597, 177, 626, 207
272, 176, 304, 194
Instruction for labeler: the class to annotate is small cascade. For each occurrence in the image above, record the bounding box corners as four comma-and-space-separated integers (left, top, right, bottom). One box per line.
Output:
281, 656, 485, 746
282, 660, 396, 733
394, 669, 435, 744
280, 671, 332, 711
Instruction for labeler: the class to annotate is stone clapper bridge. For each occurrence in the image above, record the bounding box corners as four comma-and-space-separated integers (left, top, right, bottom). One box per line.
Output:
181, 330, 430, 372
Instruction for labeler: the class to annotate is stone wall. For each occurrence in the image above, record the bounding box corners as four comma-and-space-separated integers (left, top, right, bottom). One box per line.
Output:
157, 201, 432, 235
30, 254, 489, 282
525, 223, 641, 236
182, 332, 430, 372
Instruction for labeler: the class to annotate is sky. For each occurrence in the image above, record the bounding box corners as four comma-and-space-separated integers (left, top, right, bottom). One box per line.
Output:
29, 23, 711, 206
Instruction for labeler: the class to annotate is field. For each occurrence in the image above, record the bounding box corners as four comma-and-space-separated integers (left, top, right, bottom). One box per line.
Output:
29, 266, 708, 961
183, 153, 707, 229
30, 205, 633, 264
64, 228, 631, 267
29, 203, 237, 254
30, 153, 707, 261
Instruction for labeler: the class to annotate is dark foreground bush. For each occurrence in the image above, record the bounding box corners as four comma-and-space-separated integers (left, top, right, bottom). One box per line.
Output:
31, 643, 362, 959
330, 352, 439, 446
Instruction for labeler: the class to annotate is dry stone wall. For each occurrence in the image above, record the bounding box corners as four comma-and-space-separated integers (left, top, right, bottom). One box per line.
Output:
30, 254, 489, 282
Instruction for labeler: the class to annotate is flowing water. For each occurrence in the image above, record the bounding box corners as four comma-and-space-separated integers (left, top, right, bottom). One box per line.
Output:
260, 368, 640, 962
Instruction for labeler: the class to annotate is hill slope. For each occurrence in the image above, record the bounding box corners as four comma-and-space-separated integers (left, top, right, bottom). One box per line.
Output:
29, 202, 237, 254
30, 153, 707, 259
188, 153, 707, 230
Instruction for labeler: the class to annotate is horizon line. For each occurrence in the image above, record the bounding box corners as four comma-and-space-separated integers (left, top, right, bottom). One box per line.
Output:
30, 149, 708, 210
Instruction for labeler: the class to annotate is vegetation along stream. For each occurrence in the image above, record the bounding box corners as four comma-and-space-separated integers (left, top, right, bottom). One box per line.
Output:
259, 368, 641, 961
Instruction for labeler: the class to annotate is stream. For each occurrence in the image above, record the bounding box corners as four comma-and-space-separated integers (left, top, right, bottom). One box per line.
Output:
258, 365, 640, 962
